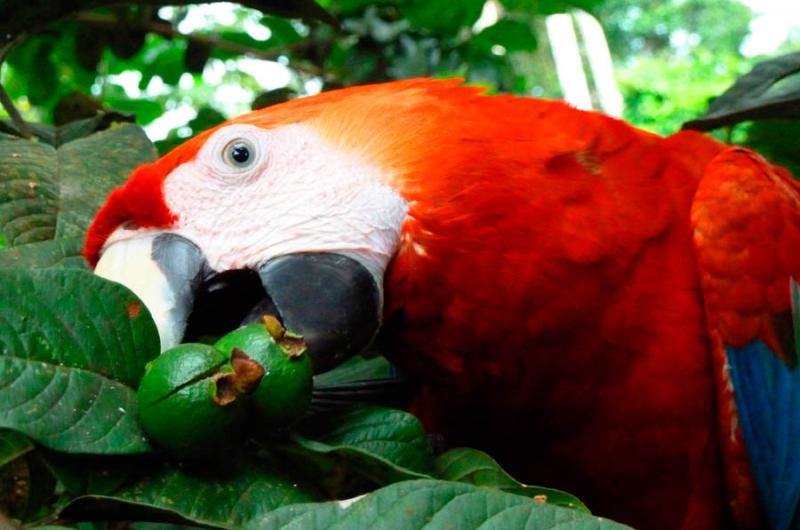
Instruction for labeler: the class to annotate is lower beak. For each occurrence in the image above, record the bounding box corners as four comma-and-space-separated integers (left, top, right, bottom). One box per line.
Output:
93, 235, 381, 373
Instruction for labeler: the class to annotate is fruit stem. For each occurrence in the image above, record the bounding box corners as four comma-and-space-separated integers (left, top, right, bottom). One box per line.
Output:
212, 349, 265, 405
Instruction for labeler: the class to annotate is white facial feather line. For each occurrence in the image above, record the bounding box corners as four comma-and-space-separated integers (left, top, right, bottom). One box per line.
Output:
162, 123, 409, 275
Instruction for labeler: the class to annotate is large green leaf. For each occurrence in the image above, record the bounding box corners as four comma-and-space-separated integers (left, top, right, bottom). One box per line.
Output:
295, 406, 434, 478
60, 460, 321, 528
0, 237, 87, 270
0, 120, 155, 246
0, 268, 159, 453
245, 479, 631, 530
0, 357, 149, 454
435, 448, 589, 512
0, 269, 158, 385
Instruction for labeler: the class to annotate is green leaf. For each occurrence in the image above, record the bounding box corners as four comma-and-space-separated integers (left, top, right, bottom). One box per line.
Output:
189, 107, 227, 132
0, 357, 149, 454
313, 355, 394, 387
0, 268, 159, 454
0, 238, 87, 270
261, 16, 304, 46
0, 429, 33, 468
0, 121, 155, 247
144, 41, 187, 86
103, 91, 164, 126
296, 406, 434, 477
245, 479, 631, 529
684, 52, 800, 131
404, 0, 485, 35
740, 119, 800, 180
252, 88, 296, 110
27, 39, 58, 106
0, 269, 159, 385
55, 114, 138, 146
60, 460, 320, 528
505, 0, 601, 14
435, 448, 589, 512
473, 19, 537, 53
0, 450, 57, 521
40, 450, 145, 497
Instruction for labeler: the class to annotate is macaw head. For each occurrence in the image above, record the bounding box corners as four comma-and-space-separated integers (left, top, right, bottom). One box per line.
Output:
86, 80, 454, 372
85, 77, 586, 374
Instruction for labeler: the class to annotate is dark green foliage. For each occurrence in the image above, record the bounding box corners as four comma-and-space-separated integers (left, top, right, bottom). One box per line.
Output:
244, 480, 630, 530
0, 0, 607, 148
684, 52, 800, 130
681, 52, 800, 180
0, 113, 155, 246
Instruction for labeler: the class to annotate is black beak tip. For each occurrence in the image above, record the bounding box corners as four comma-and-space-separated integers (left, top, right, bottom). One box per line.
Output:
251, 253, 382, 374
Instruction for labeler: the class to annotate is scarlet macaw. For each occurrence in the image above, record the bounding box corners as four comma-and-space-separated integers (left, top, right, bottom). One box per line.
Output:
84, 79, 800, 530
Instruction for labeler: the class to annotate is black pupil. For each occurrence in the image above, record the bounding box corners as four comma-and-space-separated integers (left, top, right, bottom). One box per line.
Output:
230, 143, 250, 164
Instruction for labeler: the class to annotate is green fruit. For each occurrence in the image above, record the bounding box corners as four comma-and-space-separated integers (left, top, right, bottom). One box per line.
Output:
215, 317, 313, 426
137, 343, 263, 458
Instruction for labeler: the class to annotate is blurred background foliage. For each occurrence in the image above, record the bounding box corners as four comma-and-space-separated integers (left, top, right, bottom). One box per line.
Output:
0, 0, 798, 166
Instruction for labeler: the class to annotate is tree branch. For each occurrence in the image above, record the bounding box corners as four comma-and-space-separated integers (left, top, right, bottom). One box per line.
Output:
72, 12, 323, 76
0, 37, 34, 139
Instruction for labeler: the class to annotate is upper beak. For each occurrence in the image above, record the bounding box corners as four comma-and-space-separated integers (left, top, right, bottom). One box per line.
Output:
249, 253, 381, 373
94, 233, 207, 351
93, 234, 382, 374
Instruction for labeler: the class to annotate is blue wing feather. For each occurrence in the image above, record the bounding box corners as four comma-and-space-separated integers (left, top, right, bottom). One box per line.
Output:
727, 340, 800, 530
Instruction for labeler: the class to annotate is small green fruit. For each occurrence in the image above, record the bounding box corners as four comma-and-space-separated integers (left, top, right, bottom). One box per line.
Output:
215, 316, 313, 426
137, 343, 263, 457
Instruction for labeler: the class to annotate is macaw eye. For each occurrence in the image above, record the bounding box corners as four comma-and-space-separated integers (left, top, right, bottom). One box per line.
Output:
222, 139, 256, 169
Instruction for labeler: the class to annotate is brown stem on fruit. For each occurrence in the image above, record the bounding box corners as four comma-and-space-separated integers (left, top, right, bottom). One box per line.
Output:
262, 314, 285, 339
0, 38, 33, 139
212, 349, 265, 406
278, 335, 307, 359
71, 12, 322, 76
231, 348, 266, 394
213, 373, 238, 406
261, 314, 307, 358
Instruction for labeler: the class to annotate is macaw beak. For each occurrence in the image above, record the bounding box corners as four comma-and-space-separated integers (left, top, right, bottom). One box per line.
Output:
93, 233, 382, 374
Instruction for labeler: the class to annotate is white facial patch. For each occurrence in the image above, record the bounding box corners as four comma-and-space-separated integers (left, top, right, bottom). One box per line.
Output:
162, 123, 408, 281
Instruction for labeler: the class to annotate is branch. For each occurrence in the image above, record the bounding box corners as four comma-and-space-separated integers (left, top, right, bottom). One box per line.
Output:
72, 12, 323, 76
0, 37, 34, 139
